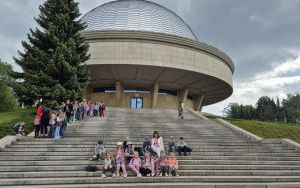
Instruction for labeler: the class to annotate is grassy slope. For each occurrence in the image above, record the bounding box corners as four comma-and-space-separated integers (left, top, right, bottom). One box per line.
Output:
0, 108, 35, 139
227, 119, 300, 143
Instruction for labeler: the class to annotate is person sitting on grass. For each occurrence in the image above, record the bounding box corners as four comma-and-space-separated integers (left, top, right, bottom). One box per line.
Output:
90, 140, 106, 161
169, 152, 179, 176
158, 151, 170, 176
140, 151, 155, 177
102, 152, 115, 178
129, 151, 142, 177
13, 122, 26, 136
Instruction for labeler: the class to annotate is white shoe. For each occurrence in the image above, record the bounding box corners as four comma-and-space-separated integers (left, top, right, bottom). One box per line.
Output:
159, 173, 162, 176
137, 173, 142, 178
165, 174, 168, 177
101, 174, 106, 178
112, 174, 116, 178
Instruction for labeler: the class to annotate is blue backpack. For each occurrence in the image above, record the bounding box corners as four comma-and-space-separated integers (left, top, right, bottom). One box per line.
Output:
12, 123, 21, 133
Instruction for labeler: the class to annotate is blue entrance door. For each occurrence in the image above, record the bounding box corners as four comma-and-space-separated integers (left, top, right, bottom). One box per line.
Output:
130, 97, 143, 109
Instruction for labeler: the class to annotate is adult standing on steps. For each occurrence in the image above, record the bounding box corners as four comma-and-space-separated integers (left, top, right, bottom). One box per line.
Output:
41, 102, 50, 138
64, 100, 73, 124
178, 102, 184, 119
151, 131, 164, 157
34, 102, 43, 138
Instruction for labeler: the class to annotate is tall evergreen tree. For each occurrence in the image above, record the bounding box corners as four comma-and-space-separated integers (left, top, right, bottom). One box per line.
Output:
12, 0, 90, 106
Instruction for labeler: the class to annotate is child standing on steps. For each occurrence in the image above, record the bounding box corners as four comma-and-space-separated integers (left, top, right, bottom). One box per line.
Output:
114, 142, 127, 178
169, 152, 179, 176
129, 151, 142, 177
91, 140, 106, 161
102, 153, 115, 178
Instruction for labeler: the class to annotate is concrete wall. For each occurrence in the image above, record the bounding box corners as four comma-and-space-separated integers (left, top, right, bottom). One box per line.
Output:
91, 92, 193, 109
87, 40, 233, 87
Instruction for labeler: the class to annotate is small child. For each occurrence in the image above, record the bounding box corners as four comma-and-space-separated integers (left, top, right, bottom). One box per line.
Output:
115, 142, 127, 178
102, 153, 115, 178
167, 136, 176, 155
158, 152, 170, 176
140, 151, 155, 177
14, 122, 26, 136
54, 112, 62, 139
129, 151, 142, 177
91, 140, 106, 161
48, 110, 57, 138
169, 152, 179, 176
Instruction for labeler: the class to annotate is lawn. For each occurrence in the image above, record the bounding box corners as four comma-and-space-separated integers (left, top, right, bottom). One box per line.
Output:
0, 108, 35, 139
227, 119, 300, 143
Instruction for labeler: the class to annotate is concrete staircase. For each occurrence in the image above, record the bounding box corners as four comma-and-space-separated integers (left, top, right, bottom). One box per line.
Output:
1, 108, 300, 187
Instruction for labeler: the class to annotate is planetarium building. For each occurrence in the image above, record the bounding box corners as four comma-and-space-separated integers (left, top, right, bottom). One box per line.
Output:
82, 0, 234, 111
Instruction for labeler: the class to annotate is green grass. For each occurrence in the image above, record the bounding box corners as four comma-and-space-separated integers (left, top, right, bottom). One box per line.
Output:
227, 119, 300, 143
0, 108, 35, 139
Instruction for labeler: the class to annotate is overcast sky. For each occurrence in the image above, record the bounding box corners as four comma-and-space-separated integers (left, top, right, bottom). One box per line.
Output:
1, 0, 300, 115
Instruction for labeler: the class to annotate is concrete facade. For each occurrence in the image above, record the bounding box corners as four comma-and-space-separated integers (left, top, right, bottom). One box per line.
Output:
83, 31, 234, 111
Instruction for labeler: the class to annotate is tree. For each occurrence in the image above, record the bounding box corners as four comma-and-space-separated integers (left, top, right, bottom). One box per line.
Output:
0, 59, 17, 112
12, 0, 90, 107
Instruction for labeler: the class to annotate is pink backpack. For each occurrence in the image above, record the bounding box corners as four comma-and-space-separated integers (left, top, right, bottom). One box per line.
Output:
34, 115, 41, 126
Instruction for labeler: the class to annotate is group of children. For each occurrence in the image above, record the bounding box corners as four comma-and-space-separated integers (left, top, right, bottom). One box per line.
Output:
74, 101, 106, 121
90, 139, 181, 178
33, 100, 106, 138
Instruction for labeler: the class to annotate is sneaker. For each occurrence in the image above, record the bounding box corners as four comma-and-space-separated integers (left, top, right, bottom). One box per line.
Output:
123, 173, 127, 178
112, 174, 116, 178
159, 173, 162, 176
176, 174, 179, 177
137, 173, 142, 178
101, 174, 106, 178
147, 174, 151, 177
165, 173, 168, 177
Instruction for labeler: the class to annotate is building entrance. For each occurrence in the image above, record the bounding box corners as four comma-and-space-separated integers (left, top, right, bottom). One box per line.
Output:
130, 97, 143, 109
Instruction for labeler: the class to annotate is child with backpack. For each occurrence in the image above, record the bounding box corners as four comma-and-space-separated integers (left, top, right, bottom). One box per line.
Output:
140, 151, 155, 177
13, 122, 26, 136
129, 151, 142, 177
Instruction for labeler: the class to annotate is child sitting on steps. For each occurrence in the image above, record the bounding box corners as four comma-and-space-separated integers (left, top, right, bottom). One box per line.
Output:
114, 142, 127, 178
102, 152, 115, 178
90, 140, 106, 161
129, 151, 142, 177
169, 152, 179, 176
158, 151, 170, 176
140, 151, 155, 177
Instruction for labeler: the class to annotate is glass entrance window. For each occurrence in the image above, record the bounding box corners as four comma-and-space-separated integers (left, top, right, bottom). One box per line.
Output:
130, 97, 143, 109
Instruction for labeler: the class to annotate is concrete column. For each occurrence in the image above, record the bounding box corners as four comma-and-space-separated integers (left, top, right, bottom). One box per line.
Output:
193, 94, 205, 111
116, 82, 123, 106
177, 88, 189, 106
151, 83, 159, 108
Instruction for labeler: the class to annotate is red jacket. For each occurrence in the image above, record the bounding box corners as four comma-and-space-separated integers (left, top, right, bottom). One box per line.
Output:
37, 106, 43, 118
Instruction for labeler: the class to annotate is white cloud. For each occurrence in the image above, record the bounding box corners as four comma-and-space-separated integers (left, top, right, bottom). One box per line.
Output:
204, 50, 300, 115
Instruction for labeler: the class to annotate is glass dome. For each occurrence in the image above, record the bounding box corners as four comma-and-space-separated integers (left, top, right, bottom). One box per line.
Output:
82, 0, 197, 40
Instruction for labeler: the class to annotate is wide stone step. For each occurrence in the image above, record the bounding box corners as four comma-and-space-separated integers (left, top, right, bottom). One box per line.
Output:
180, 165, 300, 170
2, 176, 300, 186
4, 182, 300, 188
1, 170, 300, 179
